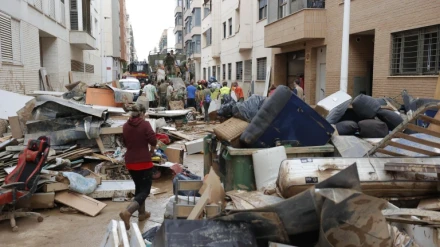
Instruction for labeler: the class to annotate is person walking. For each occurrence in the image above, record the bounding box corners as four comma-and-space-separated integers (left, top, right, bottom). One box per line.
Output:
119, 104, 157, 230
293, 79, 305, 101
143, 80, 158, 109
166, 81, 174, 109
232, 82, 244, 102
202, 83, 211, 123
186, 82, 197, 108
158, 79, 168, 108
220, 81, 231, 104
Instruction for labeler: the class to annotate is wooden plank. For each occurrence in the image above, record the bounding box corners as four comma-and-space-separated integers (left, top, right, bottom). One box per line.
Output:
91, 153, 117, 163
407, 124, 440, 139
68, 71, 73, 84
395, 132, 440, 149
388, 141, 440, 156
100, 127, 123, 135
43, 182, 69, 192
5, 146, 25, 152
55, 191, 107, 217
385, 216, 440, 226
8, 116, 23, 139
169, 131, 196, 141
376, 148, 406, 157
129, 223, 145, 247
384, 163, 440, 173
178, 180, 203, 191
427, 111, 440, 133
95, 137, 106, 154
418, 198, 440, 211
117, 221, 129, 247
175, 204, 220, 218
382, 208, 440, 220
187, 184, 211, 220
419, 115, 440, 127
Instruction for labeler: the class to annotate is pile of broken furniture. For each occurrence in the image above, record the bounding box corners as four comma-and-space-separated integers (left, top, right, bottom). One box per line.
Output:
145, 85, 440, 246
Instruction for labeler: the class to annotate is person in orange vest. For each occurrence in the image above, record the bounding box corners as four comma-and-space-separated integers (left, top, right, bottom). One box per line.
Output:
231, 82, 244, 102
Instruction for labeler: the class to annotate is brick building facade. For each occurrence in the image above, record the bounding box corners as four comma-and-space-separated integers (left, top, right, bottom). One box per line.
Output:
264, 0, 440, 104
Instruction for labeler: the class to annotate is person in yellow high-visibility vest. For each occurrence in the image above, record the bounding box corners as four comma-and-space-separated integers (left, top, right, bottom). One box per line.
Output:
219, 82, 231, 104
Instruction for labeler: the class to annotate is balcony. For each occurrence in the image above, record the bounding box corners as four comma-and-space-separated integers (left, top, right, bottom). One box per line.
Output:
175, 42, 183, 49
191, 26, 201, 36
174, 25, 183, 33
184, 31, 192, 43
264, 8, 326, 48
70, 31, 96, 50
175, 5, 182, 15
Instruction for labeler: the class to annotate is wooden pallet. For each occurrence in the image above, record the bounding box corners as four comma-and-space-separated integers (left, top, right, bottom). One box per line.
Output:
368, 102, 440, 157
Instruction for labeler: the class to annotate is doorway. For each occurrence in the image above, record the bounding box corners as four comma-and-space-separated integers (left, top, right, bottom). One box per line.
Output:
315, 46, 327, 102
286, 50, 305, 90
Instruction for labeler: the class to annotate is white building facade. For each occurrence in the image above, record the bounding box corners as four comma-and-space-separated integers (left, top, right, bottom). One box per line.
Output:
201, 0, 271, 95
0, 0, 103, 94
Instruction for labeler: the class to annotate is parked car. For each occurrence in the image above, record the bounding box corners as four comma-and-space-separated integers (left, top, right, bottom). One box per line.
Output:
118, 78, 141, 101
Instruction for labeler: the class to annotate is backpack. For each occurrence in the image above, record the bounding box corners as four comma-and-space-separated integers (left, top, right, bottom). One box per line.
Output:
205, 92, 211, 103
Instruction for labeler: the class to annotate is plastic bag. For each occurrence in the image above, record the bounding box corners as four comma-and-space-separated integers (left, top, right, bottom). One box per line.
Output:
232, 95, 266, 122
218, 95, 236, 118
62, 172, 98, 194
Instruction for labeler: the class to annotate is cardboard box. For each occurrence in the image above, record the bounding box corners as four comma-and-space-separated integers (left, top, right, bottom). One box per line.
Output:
17, 192, 55, 209
85, 88, 123, 107
165, 146, 184, 164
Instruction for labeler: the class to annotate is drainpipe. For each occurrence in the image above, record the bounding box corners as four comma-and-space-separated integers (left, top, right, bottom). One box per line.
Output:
339, 0, 350, 93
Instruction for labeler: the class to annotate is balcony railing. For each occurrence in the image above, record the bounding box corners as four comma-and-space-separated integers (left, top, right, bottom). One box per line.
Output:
291, 0, 325, 14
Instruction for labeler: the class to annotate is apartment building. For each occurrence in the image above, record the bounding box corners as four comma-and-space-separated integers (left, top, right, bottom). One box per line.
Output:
0, 0, 102, 93
264, 0, 440, 104
201, 0, 272, 96
180, 0, 202, 82
174, 1, 183, 54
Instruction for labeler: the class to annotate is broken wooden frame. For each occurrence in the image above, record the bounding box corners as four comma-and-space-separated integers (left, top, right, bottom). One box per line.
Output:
368, 102, 440, 157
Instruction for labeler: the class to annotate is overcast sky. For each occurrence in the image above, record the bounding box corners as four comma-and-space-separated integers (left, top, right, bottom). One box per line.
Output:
126, 0, 175, 61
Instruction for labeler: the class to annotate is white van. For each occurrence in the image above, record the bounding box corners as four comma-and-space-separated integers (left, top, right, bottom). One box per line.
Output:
118, 78, 141, 101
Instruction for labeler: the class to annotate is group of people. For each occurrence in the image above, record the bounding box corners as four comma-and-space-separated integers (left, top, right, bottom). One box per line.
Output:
268, 79, 305, 100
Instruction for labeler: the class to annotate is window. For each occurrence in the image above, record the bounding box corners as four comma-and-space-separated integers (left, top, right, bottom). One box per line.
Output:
192, 35, 201, 53
236, 62, 243, 80
259, 0, 267, 20
203, 68, 206, 80
228, 63, 232, 80
278, 0, 287, 19
391, 25, 440, 75
257, 58, 267, 80
205, 28, 212, 47
185, 40, 192, 57
175, 12, 182, 26
193, 8, 201, 27
49, 0, 56, 19
208, 66, 211, 79
175, 31, 183, 44
60, 0, 66, 26
228, 18, 232, 36
222, 64, 226, 80
177, 0, 182, 7
223, 22, 226, 39
0, 15, 21, 63
204, 1, 211, 18
212, 66, 216, 79
185, 16, 192, 33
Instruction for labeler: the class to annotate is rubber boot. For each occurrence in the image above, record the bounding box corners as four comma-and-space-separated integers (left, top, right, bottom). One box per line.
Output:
119, 201, 139, 230
138, 202, 151, 221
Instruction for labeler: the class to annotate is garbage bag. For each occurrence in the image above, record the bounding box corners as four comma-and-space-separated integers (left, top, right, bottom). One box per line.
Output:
232, 95, 265, 122
335, 121, 359, 135
62, 172, 98, 194
352, 94, 381, 119
376, 109, 403, 131
172, 170, 201, 197
218, 95, 236, 118
358, 119, 389, 138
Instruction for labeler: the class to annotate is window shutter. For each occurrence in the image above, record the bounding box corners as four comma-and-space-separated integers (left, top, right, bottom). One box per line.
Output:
11, 19, 21, 62
257, 58, 267, 80
60, 0, 66, 26
244, 60, 252, 81
35, 0, 43, 10
70, 0, 78, 30
49, 0, 56, 19
0, 14, 13, 61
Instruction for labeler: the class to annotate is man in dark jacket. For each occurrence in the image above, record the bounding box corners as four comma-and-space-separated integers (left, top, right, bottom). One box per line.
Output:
120, 104, 157, 230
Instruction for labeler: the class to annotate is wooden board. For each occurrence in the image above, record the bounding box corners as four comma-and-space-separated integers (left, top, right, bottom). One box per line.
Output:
55, 191, 107, 217
382, 208, 440, 221
95, 137, 106, 154
169, 131, 196, 141
187, 184, 211, 220
16, 192, 55, 209
174, 204, 220, 219
200, 168, 225, 207
43, 182, 69, 192
100, 127, 123, 135
91, 153, 117, 163
385, 163, 440, 173
418, 198, 440, 211
227, 144, 335, 156
8, 116, 23, 139
434, 74, 440, 99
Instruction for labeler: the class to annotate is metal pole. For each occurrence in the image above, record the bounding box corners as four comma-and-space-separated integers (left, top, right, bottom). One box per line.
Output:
340, 0, 350, 92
